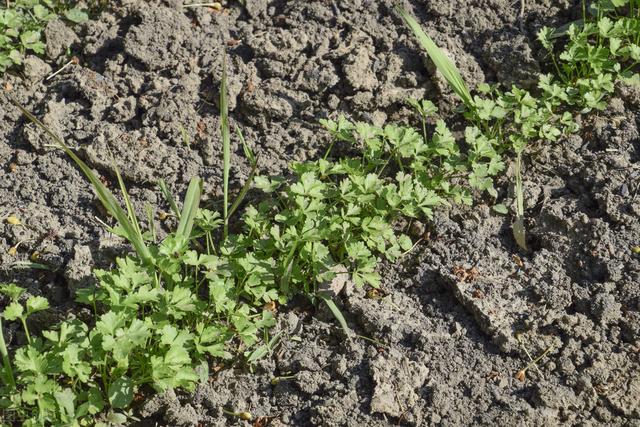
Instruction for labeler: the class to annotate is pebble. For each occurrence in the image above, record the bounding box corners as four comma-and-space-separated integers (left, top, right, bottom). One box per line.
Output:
619, 184, 629, 197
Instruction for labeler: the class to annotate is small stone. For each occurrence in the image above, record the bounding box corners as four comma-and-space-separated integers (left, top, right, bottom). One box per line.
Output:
23, 56, 52, 81
343, 46, 378, 91
327, 94, 340, 110
44, 19, 80, 60
370, 349, 429, 418
619, 184, 629, 197
317, 264, 352, 298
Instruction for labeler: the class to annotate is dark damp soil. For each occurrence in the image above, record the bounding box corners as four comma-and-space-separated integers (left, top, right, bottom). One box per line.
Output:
1, 0, 639, 425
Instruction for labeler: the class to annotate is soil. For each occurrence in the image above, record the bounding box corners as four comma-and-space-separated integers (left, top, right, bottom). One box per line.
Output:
1, 0, 639, 426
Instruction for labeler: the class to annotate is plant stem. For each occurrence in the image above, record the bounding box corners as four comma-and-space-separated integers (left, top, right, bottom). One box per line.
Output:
20, 316, 31, 345
0, 317, 16, 390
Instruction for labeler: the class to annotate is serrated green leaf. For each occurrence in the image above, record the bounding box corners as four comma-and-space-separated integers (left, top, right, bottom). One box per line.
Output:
3, 302, 23, 321
26, 296, 49, 314
108, 377, 133, 409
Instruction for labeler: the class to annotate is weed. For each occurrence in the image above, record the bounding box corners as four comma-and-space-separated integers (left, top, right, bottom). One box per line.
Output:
397, 6, 473, 107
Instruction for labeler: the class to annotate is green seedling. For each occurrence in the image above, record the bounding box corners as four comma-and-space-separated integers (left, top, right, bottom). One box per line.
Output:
246, 331, 281, 366
2, 293, 49, 345
176, 177, 203, 242
179, 124, 191, 146
408, 98, 438, 142
228, 125, 258, 218
145, 203, 157, 243
158, 178, 181, 218
398, 1, 638, 246
320, 294, 351, 337
0, 316, 15, 389
0, 283, 23, 389
12, 260, 51, 270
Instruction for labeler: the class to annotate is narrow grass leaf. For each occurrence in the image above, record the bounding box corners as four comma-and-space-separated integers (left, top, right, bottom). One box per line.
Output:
279, 242, 299, 295
11, 262, 50, 270
246, 332, 281, 364
236, 125, 256, 166
145, 202, 157, 242
0, 317, 15, 390
158, 179, 181, 218
10, 96, 153, 266
111, 152, 143, 241
176, 177, 203, 241
228, 125, 258, 217
396, 6, 473, 107
220, 53, 231, 239
319, 295, 352, 337
228, 162, 258, 218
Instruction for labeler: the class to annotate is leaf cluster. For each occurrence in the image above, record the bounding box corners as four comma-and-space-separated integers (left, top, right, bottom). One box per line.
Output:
0, 0, 88, 73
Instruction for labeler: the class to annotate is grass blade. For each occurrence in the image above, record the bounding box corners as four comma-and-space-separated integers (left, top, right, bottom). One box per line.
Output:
236, 125, 256, 166
10, 96, 153, 266
158, 179, 181, 219
319, 294, 352, 337
228, 126, 258, 218
111, 151, 143, 241
228, 162, 258, 218
279, 242, 299, 295
220, 53, 231, 240
396, 6, 473, 107
145, 202, 157, 243
0, 317, 16, 390
176, 177, 203, 241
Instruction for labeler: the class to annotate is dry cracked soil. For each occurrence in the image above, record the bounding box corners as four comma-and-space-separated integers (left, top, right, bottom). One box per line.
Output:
1, 0, 639, 426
